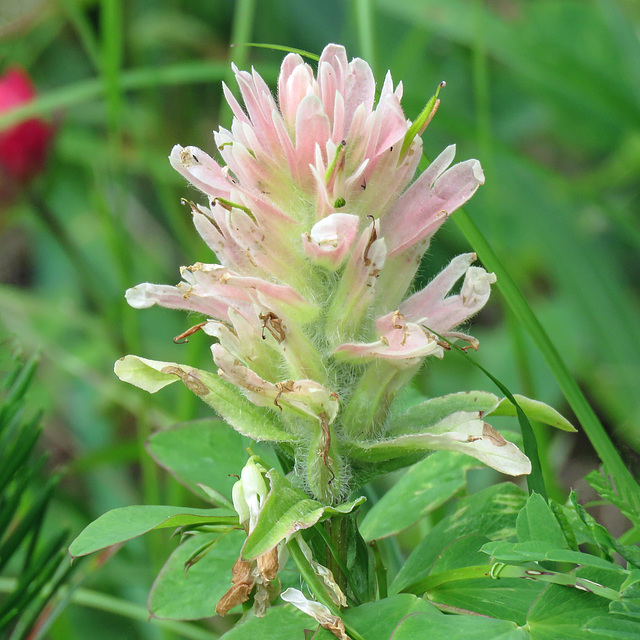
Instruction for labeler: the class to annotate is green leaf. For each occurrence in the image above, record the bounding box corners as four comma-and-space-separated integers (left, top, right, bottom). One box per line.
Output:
392, 609, 529, 640
69, 506, 236, 557
584, 615, 640, 639
392, 482, 526, 594
242, 470, 365, 560
427, 578, 543, 625
527, 584, 611, 639
115, 355, 295, 442
517, 493, 568, 547
147, 419, 248, 503
360, 451, 475, 540
149, 531, 243, 620
219, 604, 313, 639
391, 391, 502, 432
314, 594, 441, 640
481, 540, 622, 572
493, 395, 576, 431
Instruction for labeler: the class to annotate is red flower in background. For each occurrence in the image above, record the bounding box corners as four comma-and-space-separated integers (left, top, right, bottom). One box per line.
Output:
0, 66, 54, 193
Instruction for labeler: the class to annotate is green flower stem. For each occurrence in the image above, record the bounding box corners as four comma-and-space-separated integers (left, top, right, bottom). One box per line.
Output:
0, 578, 216, 640
369, 540, 388, 599
288, 537, 338, 611
314, 521, 363, 605
402, 563, 620, 601
287, 537, 367, 640
453, 209, 640, 511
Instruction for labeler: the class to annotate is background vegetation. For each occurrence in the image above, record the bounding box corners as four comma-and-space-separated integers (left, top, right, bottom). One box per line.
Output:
1, 0, 640, 637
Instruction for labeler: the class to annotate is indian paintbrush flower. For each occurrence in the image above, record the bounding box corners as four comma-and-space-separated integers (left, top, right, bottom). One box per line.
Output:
115, 44, 531, 505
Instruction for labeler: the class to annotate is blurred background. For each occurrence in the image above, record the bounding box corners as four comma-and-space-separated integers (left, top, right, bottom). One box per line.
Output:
1, 0, 640, 637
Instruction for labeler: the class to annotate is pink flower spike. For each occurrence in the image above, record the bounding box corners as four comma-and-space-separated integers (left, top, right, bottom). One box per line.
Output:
302, 213, 360, 270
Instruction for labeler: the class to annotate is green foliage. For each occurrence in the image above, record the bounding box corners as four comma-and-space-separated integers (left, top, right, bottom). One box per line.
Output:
149, 531, 244, 620
0, 355, 77, 639
69, 505, 237, 558
3, 0, 640, 637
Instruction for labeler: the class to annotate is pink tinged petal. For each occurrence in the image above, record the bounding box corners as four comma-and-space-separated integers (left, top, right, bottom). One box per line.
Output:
294, 95, 331, 177
367, 90, 408, 159
212, 345, 338, 423
222, 81, 251, 125
344, 58, 375, 130
125, 282, 233, 320
317, 45, 348, 132
204, 309, 281, 380
325, 222, 387, 345
232, 65, 278, 138
333, 320, 443, 367
351, 134, 422, 221
277, 53, 311, 131
386, 149, 485, 257
191, 203, 264, 277
417, 266, 496, 334
302, 213, 360, 270
399, 252, 477, 320
169, 145, 230, 198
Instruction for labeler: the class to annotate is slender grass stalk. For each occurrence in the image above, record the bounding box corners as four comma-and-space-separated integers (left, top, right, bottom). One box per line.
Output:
100, 0, 124, 141
0, 62, 236, 130
59, 0, 101, 71
0, 578, 217, 640
453, 209, 640, 511
354, 0, 376, 75
219, 0, 257, 127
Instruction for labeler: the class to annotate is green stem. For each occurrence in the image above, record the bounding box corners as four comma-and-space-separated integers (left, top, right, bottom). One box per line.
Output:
453, 209, 640, 511
403, 563, 620, 601
369, 540, 387, 599
315, 520, 363, 605
0, 578, 216, 640
287, 538, 367, 640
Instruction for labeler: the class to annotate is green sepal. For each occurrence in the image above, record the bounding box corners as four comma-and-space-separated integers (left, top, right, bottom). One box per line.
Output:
115, 355, 295, 442
242, 469, 365, 561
